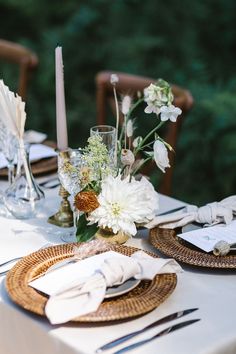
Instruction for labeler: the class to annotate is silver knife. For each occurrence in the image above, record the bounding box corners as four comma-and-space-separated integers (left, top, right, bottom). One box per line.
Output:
113, 319, 200, 354
95, 308, 198, 352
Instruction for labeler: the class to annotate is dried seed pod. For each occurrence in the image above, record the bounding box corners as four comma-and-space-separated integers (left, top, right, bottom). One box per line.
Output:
213, 240, 230, 256
121, 149, 135, 166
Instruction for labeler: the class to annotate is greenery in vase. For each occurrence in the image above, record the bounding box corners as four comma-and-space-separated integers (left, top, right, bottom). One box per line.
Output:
74, 75, 182, 242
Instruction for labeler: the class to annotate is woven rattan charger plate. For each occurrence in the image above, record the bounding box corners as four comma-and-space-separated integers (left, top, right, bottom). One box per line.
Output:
5, 243, 177, 322
149, 227, 236, 269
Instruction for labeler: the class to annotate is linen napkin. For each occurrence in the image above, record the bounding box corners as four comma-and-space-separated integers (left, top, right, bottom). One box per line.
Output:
23, 130, 47, 144
30, 250, 182, 324
145, 195, 236, 229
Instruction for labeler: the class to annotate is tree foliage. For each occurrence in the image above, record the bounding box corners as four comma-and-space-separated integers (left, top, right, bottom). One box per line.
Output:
0, 0, 236, 204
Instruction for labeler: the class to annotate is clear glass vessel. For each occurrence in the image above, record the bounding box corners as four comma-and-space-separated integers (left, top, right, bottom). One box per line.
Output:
90, 125, 116, 166
4, 144, 45, 219
0, 121, 18, 185
57, 148, 83, 242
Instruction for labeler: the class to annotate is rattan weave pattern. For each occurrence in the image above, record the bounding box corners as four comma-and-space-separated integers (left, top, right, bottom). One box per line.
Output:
5, 243, 177, 322
149, 227, 236, 269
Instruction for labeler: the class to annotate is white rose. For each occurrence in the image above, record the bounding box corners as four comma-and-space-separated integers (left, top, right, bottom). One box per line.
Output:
153, 140, 170, 173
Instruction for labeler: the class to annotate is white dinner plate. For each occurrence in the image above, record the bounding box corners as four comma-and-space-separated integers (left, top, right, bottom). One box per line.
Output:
105, 278, 141, 298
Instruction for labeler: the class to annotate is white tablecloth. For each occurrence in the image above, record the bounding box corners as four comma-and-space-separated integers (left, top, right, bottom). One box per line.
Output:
0, 179, 236, 354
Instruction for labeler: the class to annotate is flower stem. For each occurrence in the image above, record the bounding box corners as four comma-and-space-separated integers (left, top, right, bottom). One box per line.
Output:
134, 120, 165, 155
127, 98, 144, 120
131, 156, 152, 176
124, 114, 127, 149
113, 86, 119, 166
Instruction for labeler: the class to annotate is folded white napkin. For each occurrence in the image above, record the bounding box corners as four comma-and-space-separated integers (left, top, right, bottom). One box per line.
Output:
39, 251, 182, 324
145, 196, 236, 229
24, 130, 47, 144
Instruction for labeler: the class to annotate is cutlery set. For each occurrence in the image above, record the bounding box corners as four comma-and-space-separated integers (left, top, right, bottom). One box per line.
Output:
96, 308, 200, 353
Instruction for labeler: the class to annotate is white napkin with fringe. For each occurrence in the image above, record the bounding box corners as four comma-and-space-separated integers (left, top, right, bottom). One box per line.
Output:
31, 250, 182, 324
145, 196, 236, 229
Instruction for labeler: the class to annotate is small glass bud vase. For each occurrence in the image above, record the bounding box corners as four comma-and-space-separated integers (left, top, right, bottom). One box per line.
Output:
4, 144, 45, 219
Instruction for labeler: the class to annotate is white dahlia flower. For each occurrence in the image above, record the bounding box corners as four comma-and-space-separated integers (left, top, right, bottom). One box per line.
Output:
88, 175, 159, 236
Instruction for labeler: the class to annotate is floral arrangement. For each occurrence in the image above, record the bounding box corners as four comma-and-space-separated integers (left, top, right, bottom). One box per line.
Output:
74, 75, 182, 242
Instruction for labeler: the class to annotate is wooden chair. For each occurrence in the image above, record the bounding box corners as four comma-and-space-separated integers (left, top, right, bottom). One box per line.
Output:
95, 71, 194, 196
0, 39, 38, 100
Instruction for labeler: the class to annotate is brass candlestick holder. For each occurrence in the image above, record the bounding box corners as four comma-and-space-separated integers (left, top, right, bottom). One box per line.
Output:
47, 183, 74, 227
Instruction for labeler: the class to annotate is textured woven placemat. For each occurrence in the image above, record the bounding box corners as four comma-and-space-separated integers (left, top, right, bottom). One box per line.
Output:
149, 227, 236, 269
5, 243, 177, 322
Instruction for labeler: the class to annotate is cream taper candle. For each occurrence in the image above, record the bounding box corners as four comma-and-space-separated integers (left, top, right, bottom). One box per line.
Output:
55, 46, 68, 151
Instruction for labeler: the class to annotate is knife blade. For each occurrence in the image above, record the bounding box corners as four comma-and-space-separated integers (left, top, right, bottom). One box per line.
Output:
113, 319, 200, 354
95, 308, 198, 352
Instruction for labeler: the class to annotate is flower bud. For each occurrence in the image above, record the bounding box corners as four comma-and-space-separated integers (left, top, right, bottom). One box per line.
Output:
121, 149, 135, 166
121, 95, 131, 115
110, 74, 119, 85
126, 119, 133, 138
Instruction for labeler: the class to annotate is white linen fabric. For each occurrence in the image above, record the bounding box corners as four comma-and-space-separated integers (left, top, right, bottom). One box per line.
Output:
2, 190, 236, 354
145, 195, 236, 229
44, 250, 182, 324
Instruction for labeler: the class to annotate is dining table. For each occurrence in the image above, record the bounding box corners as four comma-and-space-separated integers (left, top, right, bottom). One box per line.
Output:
0, 175, 236, 354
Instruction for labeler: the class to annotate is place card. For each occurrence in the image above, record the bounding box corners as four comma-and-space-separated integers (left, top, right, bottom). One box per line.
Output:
178, 220, 236, 252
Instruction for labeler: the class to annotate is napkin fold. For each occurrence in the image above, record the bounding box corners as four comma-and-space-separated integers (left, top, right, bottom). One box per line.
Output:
23, 130, 47, 144
145, 195, 236, 229
44, 251, 182, 324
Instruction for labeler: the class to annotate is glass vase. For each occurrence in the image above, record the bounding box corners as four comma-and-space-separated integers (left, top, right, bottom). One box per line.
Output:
90, 125, 116, 166
4, 144, 45, 219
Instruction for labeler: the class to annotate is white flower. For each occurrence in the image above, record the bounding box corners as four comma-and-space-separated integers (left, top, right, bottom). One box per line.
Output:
121, 95, 131, 115
153, 140, 170, 173
143, 81, 174, 116
144, 103, 160, 115
138, 176, 159, 217
126, 119, 133, 137
88, 175, 159, 236
110, 74, 119, 85
160, 104, 182, 122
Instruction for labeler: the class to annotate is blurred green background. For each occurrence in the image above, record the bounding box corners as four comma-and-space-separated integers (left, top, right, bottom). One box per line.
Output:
0, 0, 236, 205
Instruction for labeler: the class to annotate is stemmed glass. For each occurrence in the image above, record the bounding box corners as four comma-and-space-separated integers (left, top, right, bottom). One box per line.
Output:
0, 121, 18, 215
90, 125, 116, 167
0, 121, 18, 185
57, 148, 84, 243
